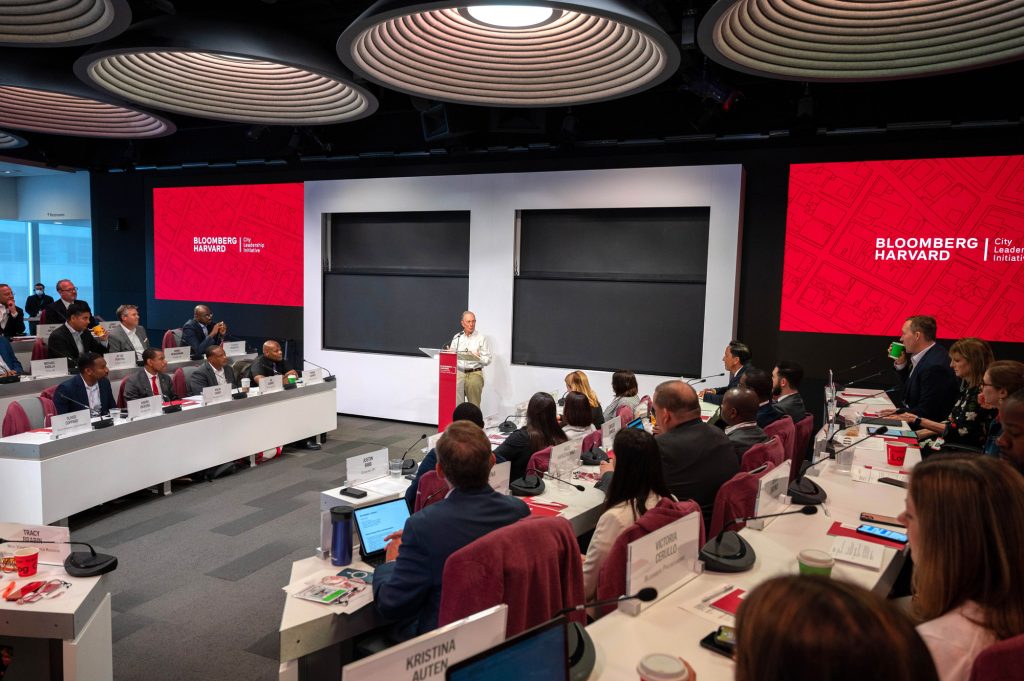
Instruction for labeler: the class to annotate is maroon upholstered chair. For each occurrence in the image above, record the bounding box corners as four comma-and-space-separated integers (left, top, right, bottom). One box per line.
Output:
438, 517, 584, 637
707, 462, 777, 538
3, 398, 52, 437
526, 445, 553, 475
740, 437, 785, 472
793, 414, 814, 463
38, 384, 58, 403
763, 415, 796, 480
414, 470, 449, 512
161, 329, 178, 350
616, 404, 633, 427
581, 429, 603, 452
172, 367, 188, 398
31, 337, 47, 361
116, 380, 128, 409
969, 633, 1024, 681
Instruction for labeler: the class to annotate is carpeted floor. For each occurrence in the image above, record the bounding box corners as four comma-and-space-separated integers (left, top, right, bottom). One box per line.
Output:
68, 415, 429, 681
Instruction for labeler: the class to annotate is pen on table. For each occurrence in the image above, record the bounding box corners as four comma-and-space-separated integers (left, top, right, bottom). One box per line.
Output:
863, 465, 911, 475
700, 584, 734, 603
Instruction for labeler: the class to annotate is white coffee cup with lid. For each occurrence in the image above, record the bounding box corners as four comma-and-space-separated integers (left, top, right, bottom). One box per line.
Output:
637, 653, 690, 681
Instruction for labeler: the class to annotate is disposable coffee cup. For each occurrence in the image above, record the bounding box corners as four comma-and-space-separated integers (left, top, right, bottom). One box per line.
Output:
886, 441, 909, 466
637, 654, 690, 681
241, 378, 251, 393
14, 546, 39, 577
798, 549, 834, 577
889, 342, 905, 359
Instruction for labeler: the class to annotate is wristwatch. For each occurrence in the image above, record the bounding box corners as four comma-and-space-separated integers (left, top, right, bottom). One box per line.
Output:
911, 417, 922, 430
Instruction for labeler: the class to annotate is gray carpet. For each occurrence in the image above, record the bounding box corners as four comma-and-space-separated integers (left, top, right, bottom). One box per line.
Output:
68, 415, 429, 681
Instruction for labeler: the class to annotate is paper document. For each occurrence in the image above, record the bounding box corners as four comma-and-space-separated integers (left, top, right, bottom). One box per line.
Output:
850, 465, 910, 485
830, 536, 884, 571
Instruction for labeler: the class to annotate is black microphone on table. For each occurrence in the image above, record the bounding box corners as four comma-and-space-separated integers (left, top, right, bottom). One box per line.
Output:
557, 390, 569, 407
686, 372, 726, 385
840, 370, 888, 390
533, 467, 585, 491
833, 354, 885, 380
511, 467, 585, 495
700, 506, 818, 573
498, 415, 521, 434
0, 537, 117, 577
788, 426, 889, 505
302, 358, 337, 383
399, 433, 428, 473
555, 587, 658, 616
56, 395, 114, 429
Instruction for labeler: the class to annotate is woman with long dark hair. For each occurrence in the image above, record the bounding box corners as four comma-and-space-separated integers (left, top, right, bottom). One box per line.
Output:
494, 392, 567, 480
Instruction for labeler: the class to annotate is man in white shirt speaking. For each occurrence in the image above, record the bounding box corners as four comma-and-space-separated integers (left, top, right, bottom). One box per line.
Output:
448, 310, 491, 407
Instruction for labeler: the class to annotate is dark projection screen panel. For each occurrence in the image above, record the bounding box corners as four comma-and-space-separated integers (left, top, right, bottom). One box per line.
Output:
330, 211, 470, 274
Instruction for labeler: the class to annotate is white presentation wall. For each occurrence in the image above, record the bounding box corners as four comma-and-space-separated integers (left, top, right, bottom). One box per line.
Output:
304, 165, 745, 424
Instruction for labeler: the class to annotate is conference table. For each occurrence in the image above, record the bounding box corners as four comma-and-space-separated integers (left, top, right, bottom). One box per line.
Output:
0, 379, 337, 525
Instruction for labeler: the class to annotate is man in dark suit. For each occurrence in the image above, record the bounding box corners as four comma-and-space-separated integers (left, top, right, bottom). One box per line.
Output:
43, 279, 97, 325
0, 284, 25, 339
772, 360, 807, 422
105, 304, 149, 359
47, 302, 108, 370
189, 345, 238, 395
374, 421, 529, 638
181, 305, 227, 359
0, 336, 24, 376
881, 315, 960, 424
700, 340, 752, 406
123, 347, 178, 402
53, 352, 116, 416
741, 367, 783, 429
24, 283, 53, 317
721, 387, 769, 463
654, 380, 738, 529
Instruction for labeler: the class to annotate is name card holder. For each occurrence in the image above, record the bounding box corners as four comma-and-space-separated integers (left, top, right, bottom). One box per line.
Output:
165, 347, 191, 363
261, 375, 283, 394
126, 395, 162, 422
749, 460, 792, 530
105, 351, 136, 371
601, 416, 622, 450
0, 523, 72, 565
36, 323, 61, 339
489, 461, 512, 495
202, 384, 232, 406
623, 512, 702, 616
346, 448, 389, 486
100, 321, 122, 334
549, 438, 583, 486
222, 340, 246, 357
301, 368, 323, 386
51, 410, 92, 440
30, 357, 69, 379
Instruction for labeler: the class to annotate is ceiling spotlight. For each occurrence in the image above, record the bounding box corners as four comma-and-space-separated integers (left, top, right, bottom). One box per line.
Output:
0, 129, 27, 150
0, 0, 132, 48
338, 0, 680, 107
698, 0, 1024, 81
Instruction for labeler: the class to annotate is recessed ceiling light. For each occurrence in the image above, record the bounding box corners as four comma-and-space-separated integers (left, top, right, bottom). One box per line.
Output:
463, 5, 556, 28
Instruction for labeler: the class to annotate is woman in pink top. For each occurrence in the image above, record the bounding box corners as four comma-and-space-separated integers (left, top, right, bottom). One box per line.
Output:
899, 455, 1024, 681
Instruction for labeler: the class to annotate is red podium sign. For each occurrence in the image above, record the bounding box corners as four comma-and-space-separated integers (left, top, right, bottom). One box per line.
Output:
438, 350, 458, 431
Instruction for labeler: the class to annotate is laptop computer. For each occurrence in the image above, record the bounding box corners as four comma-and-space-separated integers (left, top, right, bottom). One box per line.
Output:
352, 498, 411, 568
446, 617, 569, 681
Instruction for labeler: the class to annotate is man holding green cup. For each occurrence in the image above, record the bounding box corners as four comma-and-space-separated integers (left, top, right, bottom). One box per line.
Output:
879, 316, 959, 423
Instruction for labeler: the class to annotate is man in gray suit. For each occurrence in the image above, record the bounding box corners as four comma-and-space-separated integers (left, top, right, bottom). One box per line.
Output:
721, 386, 769, 463
123, 347, 178, 402
105, 304, 150, 360
189, 345, 237, 395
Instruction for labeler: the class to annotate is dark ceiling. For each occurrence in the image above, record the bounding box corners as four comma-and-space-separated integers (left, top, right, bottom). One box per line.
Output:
2, 0, 1023, 173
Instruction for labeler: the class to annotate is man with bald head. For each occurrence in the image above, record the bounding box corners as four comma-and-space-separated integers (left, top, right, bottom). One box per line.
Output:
250, 339, 318, 449
181, 304, 228, 359
448, 310, 490, 407
721, 386, 769, 463
654, 380, 738, 528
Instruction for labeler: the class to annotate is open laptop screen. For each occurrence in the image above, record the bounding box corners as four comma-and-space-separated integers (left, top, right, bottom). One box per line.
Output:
353, 499, 410, 555
446, 618, 568, 681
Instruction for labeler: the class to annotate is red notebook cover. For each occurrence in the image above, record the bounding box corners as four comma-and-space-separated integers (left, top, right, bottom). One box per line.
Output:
827, 521, 905, 549
523, 498, 568, 518
709, 588, 747, 616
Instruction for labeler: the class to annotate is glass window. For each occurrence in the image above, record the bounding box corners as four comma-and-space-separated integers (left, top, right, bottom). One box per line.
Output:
38, 222, 94, 308
0, 220, 31, 299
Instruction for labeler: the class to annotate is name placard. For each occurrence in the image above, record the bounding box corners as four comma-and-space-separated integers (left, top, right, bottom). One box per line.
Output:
105, 351, 136, 371
0, 523, 71, 565
36, 323, 60, 339
342, 605, 507, 681
100, 321, 122, 334
302, 368, 323, 386
549, 438, 582, 479
223, 340, 246, 357
601, 415, 622, 449
750, 459, 792, 530
202, 384, 232, 406
165, 346, 191, 363
489, 461, 511, 495
261, 375, 283, 394
346, 448, 388, 485
127, 395, 162, 421
31, 357, 68, 378
624, 512, 701, 615
51, 410, 92, 439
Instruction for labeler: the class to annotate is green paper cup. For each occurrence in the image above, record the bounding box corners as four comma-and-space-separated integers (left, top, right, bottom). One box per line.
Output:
798, 549, 834, 577
889, 342, 905, 359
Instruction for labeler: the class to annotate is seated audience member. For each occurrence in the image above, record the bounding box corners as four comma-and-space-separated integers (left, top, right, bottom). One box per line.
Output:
43, 279, 96, 325
189, 345, 238, 395
566, 370, 605, 427
249, 340, 298, 385
899, 455, 1024, 681
891, 337, 994, 449
561, 391, 597, 440
603, 370, 640, 422
24, 283, 53, 318
771, 360, 806, 421
996, 389, 1024, 474
881, 315, 959, 423
181, 305, 227, 359
735, 575, 939, 681
123, 348, 178, 402
720, 387, 769, 462
979, 360, 1024, 456
700, 340, 752, 405
494, 392, 568, 481
47, 302, 107, 369
582, 428, 673, 601
740, 367, 782, 428
53, 352, 116, 417
105, 304, 150, 359
0, 283, 25, 339
654, 380, 737, 529
0, 336, 24, 376
373, 421, 529, 638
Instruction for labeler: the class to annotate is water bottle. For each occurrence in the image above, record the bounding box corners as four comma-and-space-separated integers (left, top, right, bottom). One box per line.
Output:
330, 505, 354, 567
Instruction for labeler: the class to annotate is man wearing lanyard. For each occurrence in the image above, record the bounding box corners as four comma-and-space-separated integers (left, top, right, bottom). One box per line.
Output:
448, 311, 491, 407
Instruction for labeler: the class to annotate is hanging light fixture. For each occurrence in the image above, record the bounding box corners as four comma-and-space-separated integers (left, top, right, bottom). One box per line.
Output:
337, 0, 680, 107
0, 0, 131, 47
0, 129, 27, 149
698, 0, 1024, 81
76, 16, 377, 125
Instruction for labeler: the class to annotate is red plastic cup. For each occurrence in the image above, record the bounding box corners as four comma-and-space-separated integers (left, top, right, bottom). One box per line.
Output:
886, 441, 908, 467
14, 547, 39, 577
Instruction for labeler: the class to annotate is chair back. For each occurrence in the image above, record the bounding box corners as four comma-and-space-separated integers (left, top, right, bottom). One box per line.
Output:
969, 633, 1024, 681
794, 414, 814, 464
763, 415, 796, 478
172, 368, 187, 398
233, 359, 254, 382
740, 437, 785, 472
39, 385, 58, 403
180, 365, 200, 396
31, 337, 47, 361
526, 445, 553, 475
707, 462, 777, 538
38, 309, 48, 324
616, 404, 633, 428
438, 517, 584, 636
582, 429, 603, 453
116, 379, 128, 409
2, 399, 48, 437
414, 470, 449, 512
161, 329, 178, 349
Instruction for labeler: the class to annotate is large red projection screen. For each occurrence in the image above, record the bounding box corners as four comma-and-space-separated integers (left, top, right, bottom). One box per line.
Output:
153, 183, 304, 307
781, 156, 1024, 342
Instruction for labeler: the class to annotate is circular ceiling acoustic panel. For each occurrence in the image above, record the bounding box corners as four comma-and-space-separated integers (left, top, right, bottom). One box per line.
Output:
76, 16, 377, 125
0, 0, 131, 47
698, 0, 1024, 82
0, 129, 28, 149
337, 0, 680, 107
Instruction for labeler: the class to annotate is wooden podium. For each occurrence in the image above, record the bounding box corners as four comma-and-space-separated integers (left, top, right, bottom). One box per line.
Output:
420, 348, 458, 431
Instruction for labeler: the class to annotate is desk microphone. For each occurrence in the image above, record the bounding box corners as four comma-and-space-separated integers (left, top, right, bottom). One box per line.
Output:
789, 426, 889, 505
555, 587, 658, 616
833, 354, 885, 379
399, 433, 428, 473
700, 506, 818, 573
557, 390, 569, 407
56, 394, 114, 429
532, 468, 585, 491
840, 370, 888, 389
0, 537, 117, 577
686, 372, 726, 385
302, 358, 337, 383
497, 415, 520, 434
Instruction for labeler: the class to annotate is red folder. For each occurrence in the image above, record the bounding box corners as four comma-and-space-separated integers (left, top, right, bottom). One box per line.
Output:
827, 521, 905, 549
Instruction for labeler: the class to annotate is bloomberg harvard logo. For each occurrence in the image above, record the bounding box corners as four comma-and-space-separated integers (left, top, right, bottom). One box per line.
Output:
193, 235, 266, 254
874, 236, 1022, 263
